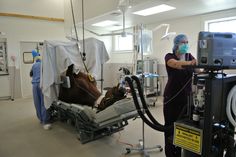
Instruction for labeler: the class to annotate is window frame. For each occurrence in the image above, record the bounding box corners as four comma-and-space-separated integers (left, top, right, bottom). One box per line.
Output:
205, 16, 236, 32
113, 34, 134, 53
112, 27, 134, 53
23, 52, 34, 64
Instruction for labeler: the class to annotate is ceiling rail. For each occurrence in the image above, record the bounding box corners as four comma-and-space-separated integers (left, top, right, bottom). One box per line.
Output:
0, 12, 64, 22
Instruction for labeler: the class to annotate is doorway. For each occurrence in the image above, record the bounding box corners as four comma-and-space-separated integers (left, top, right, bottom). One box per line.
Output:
20, 41, 43, 98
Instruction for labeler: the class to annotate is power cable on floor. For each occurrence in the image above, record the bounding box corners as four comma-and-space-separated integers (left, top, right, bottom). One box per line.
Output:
116, 131, 134, 148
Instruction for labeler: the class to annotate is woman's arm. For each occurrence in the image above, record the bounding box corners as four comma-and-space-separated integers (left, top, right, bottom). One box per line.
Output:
30, 69, 33, 77
167, 58, 196, 69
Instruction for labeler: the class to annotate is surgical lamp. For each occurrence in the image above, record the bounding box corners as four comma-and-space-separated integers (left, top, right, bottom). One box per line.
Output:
84, 0, 134, 37
152, 23, 176, 40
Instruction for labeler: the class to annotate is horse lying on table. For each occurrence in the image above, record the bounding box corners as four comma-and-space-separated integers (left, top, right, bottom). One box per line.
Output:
59, 64, 127, 110
50, 65, 137, 144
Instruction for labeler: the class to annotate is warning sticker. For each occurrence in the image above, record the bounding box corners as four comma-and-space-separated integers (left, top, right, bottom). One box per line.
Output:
173, 123, 203, 155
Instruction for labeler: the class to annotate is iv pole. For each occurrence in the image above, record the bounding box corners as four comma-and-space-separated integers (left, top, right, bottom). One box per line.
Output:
125, 24, 163, 157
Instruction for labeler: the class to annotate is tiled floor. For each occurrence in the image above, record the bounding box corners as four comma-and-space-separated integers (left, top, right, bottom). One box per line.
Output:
0, 97, 166, 157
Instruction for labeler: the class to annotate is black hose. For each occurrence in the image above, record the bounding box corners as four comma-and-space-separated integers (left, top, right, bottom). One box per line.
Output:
131, 75, 163, 125
131, 75, 171, 132
126, 75, 188, 132
125, 76, 168, 132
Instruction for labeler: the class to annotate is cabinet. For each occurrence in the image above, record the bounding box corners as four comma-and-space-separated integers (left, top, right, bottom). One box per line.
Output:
136, 59, 159, 106
0, 38, 8, 75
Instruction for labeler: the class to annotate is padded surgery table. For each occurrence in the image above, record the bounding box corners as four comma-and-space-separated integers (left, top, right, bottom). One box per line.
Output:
51, 98, 138, 144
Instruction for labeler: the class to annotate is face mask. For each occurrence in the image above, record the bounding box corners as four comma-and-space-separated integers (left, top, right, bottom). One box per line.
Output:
178, 44, 189, 54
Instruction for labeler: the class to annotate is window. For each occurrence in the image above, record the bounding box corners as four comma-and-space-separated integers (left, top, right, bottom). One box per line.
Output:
113, 27, 134, 52
206, 16, 236, 33
112, 28, 153, 54
23, 52, 34, 64
23, 42, 43, 64
114, 34, 133, 52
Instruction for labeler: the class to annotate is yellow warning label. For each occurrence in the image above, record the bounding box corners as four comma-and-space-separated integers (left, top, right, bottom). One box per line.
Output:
173, 123, 202, 155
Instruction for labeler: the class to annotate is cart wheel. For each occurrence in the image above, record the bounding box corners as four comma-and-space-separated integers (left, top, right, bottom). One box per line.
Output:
160, 148, 163, 152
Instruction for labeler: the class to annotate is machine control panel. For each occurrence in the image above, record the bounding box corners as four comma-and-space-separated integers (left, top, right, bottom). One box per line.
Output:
197, 32, 236, 68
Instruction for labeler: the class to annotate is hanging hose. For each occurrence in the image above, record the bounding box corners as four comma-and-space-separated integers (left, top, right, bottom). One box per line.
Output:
126, 75, 187, 132
131, 75, 171, 131
125, 76, 168, 132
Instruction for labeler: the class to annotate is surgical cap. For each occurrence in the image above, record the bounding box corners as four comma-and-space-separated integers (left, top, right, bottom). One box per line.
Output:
32, 50, 40, 58
172, 34, 188, 53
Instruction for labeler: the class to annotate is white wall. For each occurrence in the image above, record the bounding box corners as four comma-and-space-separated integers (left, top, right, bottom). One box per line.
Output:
0, 17, 66, 98
0, 0, 64, 18
0, 17, 66, 68
0, 0, 66, 98
0, 0, 65, 68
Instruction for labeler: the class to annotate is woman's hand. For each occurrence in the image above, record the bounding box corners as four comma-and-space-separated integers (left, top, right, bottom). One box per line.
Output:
190, 59, 197, 65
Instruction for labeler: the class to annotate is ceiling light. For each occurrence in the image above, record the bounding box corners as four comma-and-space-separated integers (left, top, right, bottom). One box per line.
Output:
92, 20, 118, 27
133, 4, 176, 16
